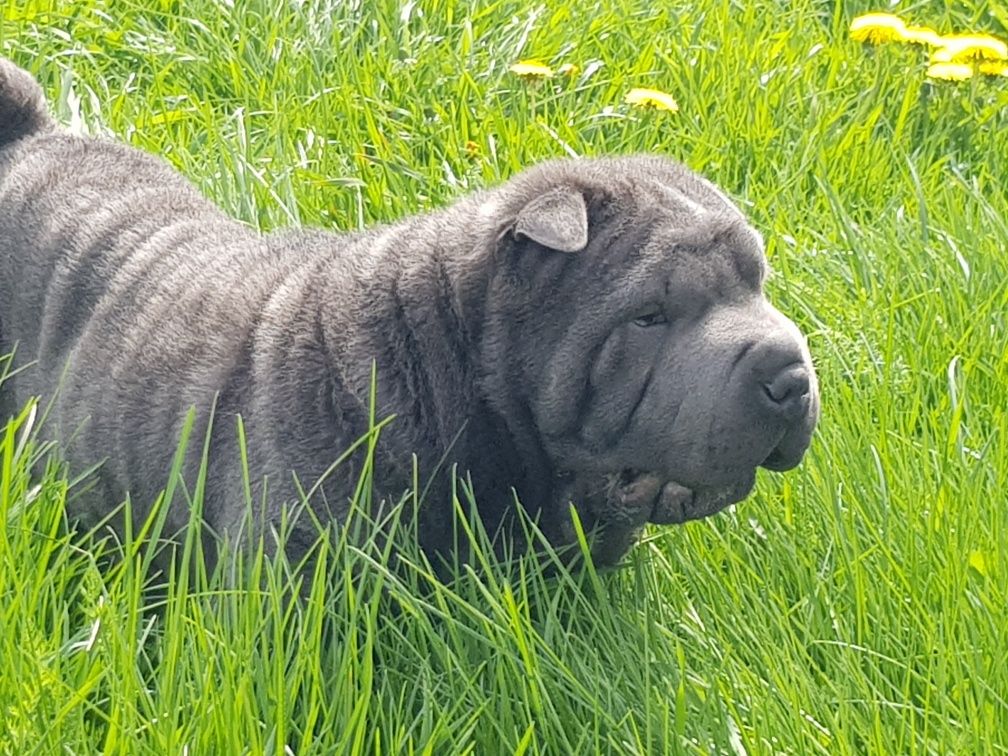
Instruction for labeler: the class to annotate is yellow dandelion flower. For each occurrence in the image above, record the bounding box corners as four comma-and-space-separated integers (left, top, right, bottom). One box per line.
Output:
558, 63, 580, 77
900, 25, 943, 47
849, 13, 907, 44
979, 60, 1008, 76
464, 140, 481, 157
625, 87, 679, 112
926, 61, 974, 81
509, 60, 553, 80
932, 33, 1008, 62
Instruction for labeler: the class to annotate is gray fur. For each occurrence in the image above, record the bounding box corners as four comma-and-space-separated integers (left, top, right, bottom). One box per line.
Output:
0, 59, 819, 566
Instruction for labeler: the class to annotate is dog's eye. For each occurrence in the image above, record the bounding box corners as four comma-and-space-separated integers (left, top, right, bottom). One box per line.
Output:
633, 309, 668, 327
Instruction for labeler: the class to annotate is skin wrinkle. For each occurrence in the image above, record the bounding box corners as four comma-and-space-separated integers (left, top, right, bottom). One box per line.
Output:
583, 324, 655, 454
37, 193, 129, 362
112, 231, 253, 378
68, 245, 258, 506
617, 358, 654, 449
312, 282, 347, 440
65, 227, 241, 408
247, 249, 330, 446
38, 186, 188, 363
389, 274, 427, 433
111, 235, 246, 514
734, 225, 769, 287
399, 268, 443, 453
445, 261, 475, 369
408, 257, 461, 453
634, 335, 688, 465
432, 250, 475, 445
729, 338, 759, 376
1, 154, 68, 323
103, 220, 233, 342
282, 260, 350, 475
310, 244, 374, 426
572, 364, 602, 450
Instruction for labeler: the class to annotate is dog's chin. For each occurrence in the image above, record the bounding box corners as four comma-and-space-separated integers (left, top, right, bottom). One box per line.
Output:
616, 469, 756, 525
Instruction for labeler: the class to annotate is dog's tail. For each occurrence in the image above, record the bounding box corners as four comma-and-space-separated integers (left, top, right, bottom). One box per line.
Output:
0, 58, 53, 149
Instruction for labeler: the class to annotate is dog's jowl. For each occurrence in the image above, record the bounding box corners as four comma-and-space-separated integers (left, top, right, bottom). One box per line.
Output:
0, 59, 819, 566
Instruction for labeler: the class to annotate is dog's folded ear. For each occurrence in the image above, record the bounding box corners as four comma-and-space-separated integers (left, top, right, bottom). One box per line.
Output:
513, 185, 588, 253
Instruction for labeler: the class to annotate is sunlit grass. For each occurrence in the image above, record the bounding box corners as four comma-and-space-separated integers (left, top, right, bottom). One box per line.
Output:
1, 0, 1006, 752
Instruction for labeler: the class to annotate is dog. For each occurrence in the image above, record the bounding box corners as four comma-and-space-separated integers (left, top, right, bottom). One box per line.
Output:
0, 58, 819, 567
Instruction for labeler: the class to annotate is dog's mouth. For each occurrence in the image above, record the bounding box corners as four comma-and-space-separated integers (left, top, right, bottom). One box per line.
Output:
613, 468, 755, 525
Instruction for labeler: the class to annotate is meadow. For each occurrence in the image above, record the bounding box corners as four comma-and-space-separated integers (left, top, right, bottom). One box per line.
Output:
1, 0, 1007, 753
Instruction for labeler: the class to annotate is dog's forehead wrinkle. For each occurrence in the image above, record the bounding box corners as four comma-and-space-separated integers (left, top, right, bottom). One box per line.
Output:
715, 223, 768, 289
641, 177, 712, 224
647, 215, 767, 298
729, 243, 767, 289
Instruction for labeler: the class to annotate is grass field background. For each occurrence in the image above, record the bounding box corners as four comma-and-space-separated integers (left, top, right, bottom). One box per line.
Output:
2, 0, 1007, 753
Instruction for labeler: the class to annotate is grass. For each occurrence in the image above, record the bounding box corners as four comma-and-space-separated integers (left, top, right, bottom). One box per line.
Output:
1, 0, 1007, 752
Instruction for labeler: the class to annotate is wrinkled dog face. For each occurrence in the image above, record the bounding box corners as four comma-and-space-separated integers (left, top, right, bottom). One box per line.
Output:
487, 157, 819, 528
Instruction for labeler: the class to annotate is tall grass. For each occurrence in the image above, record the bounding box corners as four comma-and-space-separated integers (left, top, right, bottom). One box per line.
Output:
2, 0, 1006, 752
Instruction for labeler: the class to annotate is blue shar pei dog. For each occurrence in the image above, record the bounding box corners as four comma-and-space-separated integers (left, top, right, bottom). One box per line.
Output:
0, 59, 819, 569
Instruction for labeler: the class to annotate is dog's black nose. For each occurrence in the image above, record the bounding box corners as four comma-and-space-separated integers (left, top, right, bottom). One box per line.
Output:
741, 336, 812, 424
760, 362, 811, 420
